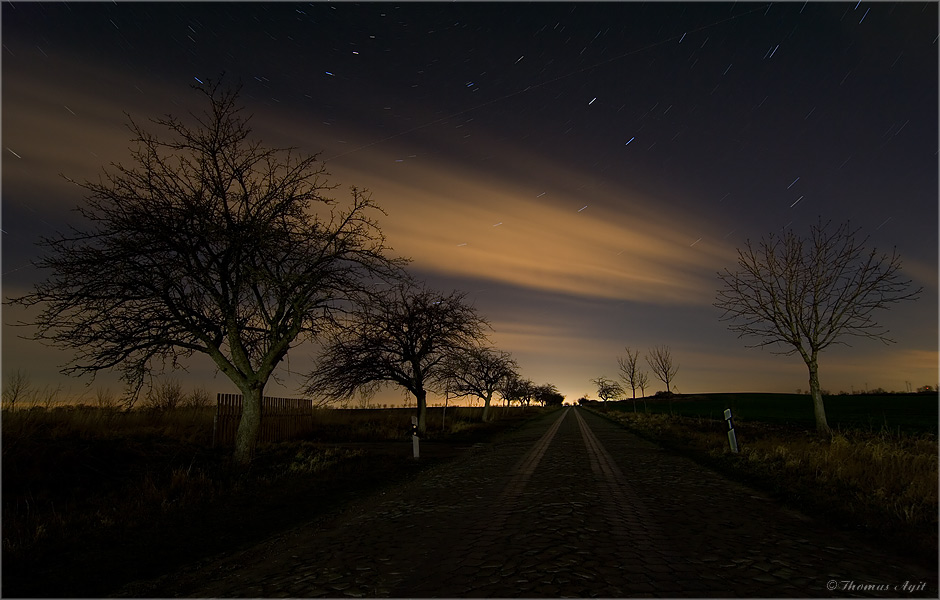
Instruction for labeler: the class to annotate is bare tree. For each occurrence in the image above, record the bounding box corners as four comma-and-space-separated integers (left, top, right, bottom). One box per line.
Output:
636, 370, 650, 406
592, 376, 623, 403
533, 383, 565, 406
304, 282, 489, 435
94, 386, 118, 410
502, 375, 536, 407
715, 220, 920, 434
439, 346, 517, 422
617, 347, 645, 405
144, 379, 185, 413
646, 346, 678, 394
2, 369, 32, 412
8, 82, 402, 463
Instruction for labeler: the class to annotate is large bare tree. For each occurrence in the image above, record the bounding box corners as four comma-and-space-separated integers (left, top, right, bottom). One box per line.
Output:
715, 220, 920, 433
439, 346, 517, 422
646, 346, 678, 394
9, 82, 402, 463
304, 282, 489, 434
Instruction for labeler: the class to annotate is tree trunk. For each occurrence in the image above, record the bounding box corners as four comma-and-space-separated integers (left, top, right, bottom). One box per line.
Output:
482, 391, 493, 422
415, 388, 428, 435
806, 356, 831, 435
233, 383, 263, 465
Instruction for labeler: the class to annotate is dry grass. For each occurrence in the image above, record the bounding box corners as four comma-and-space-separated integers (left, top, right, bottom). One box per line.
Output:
602, 411, 938, 560
739, 430, 938, 525
1, 399, 538, 596
3, 403, 216, 444
306, 405, 516, 441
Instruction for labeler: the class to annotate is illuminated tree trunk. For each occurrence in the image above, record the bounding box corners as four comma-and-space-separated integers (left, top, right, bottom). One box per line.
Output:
806, 356, 831, 435
482, 390, 494, 422
234, 384, 264, 464
415, 388, 428, 436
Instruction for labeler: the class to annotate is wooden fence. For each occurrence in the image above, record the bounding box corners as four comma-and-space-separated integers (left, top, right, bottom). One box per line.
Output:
213, 393, 315, 447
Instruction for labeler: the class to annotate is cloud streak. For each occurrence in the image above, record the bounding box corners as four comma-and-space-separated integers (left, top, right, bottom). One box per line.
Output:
324, 145, 738, 307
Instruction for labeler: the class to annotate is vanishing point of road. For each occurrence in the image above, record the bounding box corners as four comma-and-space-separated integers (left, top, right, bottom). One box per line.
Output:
151, 408, 936, 598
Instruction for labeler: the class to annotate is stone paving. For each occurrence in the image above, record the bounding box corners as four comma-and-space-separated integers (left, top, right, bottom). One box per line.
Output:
152, 408, 937, 598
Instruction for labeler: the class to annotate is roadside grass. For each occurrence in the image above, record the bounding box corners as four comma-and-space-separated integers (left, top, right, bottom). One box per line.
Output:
599, 408, 938, 566
304, 405, 515, 442
1, 402, 540, 598
608, 391, 939, 434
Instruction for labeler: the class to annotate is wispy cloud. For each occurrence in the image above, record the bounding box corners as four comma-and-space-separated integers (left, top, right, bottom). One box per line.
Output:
328, 148, 737, 306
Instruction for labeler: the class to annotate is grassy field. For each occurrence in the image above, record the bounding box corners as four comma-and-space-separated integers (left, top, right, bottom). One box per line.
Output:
593, 392, 938, 569
1, 402, 543, 598
607, 391, 938, 434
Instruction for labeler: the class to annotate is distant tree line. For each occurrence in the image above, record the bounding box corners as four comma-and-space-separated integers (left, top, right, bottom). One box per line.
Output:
590, 345, 679, 412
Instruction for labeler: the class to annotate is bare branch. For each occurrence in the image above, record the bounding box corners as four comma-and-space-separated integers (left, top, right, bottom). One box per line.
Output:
714, 219, 921, 433
617, 347, 646, 399
645, 346, 678, 393
592, 376, 623, 402
304, 281, 490, 433
715, 220, 921, 354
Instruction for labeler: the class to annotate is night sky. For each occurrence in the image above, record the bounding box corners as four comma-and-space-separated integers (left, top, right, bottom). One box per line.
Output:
3, 2, 938, 405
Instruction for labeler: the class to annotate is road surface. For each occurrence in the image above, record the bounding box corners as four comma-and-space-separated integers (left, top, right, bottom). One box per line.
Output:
142, 407, 936, 597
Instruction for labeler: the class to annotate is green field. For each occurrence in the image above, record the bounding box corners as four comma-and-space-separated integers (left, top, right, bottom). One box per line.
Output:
607, 392, 938, 434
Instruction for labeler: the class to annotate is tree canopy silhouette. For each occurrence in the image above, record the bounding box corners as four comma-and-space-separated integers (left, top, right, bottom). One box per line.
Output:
439, 346, 517, 422
10, 81, 403, 463
501, 374, 537, 407
533, 383, 565, 406
592, 376, 623, 403
304, 281, 489, 434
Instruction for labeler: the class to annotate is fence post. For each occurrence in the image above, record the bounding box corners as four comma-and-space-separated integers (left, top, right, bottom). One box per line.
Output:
411, 416, 420, 459
724, 408, 739, 453
442, 392, 448, 432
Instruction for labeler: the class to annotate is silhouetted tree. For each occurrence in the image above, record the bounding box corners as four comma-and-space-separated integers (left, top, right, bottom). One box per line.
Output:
9, 82, 402, 464
617, 346, 649, 412
592, 376, 623, 403
636, 370, 650, 410
2, 369, 31, 412
715, 220, 920, 434
304, 282, 489, 435
502, 375, 536, 407
440, 346, 517, 422
533, 383, 564, 406
646, 346, 678, 394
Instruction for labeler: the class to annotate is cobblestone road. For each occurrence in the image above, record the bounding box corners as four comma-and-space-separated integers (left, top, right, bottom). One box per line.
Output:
153, 408, 937, 598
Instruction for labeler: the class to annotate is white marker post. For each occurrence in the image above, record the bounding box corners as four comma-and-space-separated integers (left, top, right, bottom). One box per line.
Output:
411, 415, 420, 459
724, 408, 739, 453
